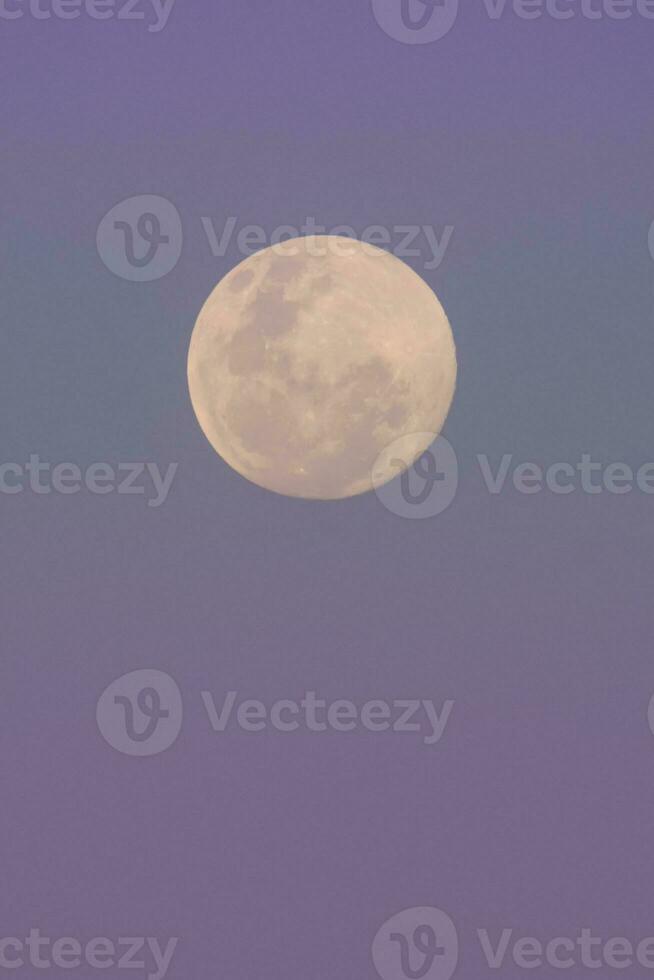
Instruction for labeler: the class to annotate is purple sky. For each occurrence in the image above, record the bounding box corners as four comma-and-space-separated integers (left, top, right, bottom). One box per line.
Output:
1, 2, 654, 978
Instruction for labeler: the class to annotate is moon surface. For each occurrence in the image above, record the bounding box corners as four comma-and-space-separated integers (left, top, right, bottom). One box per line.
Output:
187, 236, 457, 499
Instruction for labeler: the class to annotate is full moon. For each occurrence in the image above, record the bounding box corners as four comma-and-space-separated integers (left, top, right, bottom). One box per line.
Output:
187, 236, 457, 499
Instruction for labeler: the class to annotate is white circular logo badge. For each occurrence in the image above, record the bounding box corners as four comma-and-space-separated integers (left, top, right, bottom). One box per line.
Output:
372, 906, 459, 980
96, 669, 183, 757
371, 0, 459, 44
373, 433, 458, 519
96, 195, 182, 282
647, 692, 654, 738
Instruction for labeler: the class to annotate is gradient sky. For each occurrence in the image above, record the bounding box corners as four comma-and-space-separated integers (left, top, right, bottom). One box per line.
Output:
1, 2, 654, 978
